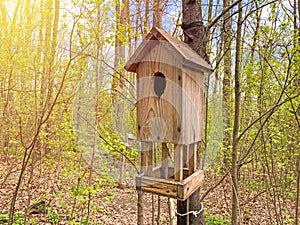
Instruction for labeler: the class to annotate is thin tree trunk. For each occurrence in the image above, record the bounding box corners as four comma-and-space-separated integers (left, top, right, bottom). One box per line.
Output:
145, 0, 150, 34
298, 0, 300, 47
168, 198, 176, 225
231, 1, 242, 224
153, 0, 162, 28
86, 66, 100, 225
137, 189, 144, 225
134, 0, 141, 48
296, 157, 300, 225
112, 0, 121, 102
152, 195, 155, 225
157, 196, 161, 225
222, 0, 232, 168
137, 142, 145, 225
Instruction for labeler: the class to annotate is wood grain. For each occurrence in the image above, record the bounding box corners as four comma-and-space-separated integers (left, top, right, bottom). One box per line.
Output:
174, 144, 183, 181
136, 169, 204, 200
161, 143, 169, 179
142, 142, 153, 176
136, 42, 182, 143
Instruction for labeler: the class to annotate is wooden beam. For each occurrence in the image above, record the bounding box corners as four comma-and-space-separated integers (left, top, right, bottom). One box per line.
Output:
161, 143, 169, 179
142, 142, 153, 176
188, 143, 197, 176
183, 145, 188, 169
137, 175, 178, 198
174, 144, 183, 181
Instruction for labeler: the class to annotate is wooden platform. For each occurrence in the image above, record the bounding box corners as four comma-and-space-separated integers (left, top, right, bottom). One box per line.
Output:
136, 167, 204, 201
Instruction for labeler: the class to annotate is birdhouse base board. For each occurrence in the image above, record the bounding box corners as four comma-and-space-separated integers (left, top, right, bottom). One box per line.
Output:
136, 169, 204, 201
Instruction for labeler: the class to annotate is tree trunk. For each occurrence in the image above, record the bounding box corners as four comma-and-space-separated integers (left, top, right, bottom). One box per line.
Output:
137, 188, 144, 225
153, 0, 162, 28
231, 1, 242, 224
137, 143, 145, 225
221, 0, 232, 169
296, 157, 300, 225
182, 0, 207, 62
181, 0, 208, 224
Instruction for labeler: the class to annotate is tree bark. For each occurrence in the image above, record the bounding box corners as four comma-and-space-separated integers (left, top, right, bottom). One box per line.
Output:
153, 0, 162, 28
231, 1, 242, 224
296, 157, 300, 225
137, 188, 144, 225
222, 0, 232, 169
182, 0, 208, 62
181, 0, 208, 224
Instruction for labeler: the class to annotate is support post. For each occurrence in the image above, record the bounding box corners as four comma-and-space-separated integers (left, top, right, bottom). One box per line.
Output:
188, 143, 197, 175
137, 188, 144, 225
175, 144, 188, 225
189, 142, 205, 225
137, 141, 153, 225
174, 144, 183, 182
178, 142, 205, 225
161, 143, 169, 178
142, 142, 153, 176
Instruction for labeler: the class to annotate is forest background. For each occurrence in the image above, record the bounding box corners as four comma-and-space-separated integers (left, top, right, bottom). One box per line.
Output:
0, 0, 300, 224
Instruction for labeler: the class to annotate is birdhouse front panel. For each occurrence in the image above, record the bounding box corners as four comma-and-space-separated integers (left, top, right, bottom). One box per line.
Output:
136, 42, 183, 143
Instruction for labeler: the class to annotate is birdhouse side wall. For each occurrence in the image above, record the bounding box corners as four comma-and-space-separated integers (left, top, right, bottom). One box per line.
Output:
181, 67, 205, 144
136, 43, 183, 143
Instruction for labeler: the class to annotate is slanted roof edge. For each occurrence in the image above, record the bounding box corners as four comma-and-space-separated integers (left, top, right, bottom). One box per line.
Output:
124, 27, 213, 74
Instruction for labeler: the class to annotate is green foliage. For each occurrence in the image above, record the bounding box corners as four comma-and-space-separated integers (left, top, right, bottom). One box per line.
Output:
81, 216, 94, 225
161, 217, 168, 224
48, 211, 61, 224
243, 178, 263, 190
106, 189, 117, 195
28, 218, 39, 225
13, 212, 25, 225
0, 212, 26, 225
100, 125, 138, 162
204, 214, 230, 225
0, 214, 8, 223
0, 0, 299, 224
102, 195, 115, 202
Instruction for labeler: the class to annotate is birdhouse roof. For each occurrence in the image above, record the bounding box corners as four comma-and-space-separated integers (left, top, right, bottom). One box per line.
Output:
124, 27, 213, 73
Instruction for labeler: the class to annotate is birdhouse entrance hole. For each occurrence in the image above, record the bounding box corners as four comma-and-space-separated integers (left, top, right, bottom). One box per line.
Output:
153, 72, 166, 98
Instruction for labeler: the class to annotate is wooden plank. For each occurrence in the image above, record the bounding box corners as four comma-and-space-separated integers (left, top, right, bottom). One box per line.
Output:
183, 145, 188, 170
137, 170, 204, 201
161, 143, 169, 178
142, 142, 153, 176
138, 176, 178, 198
178, 170, 204, 200
188, 143, 197, 176
174, 144, 183, 181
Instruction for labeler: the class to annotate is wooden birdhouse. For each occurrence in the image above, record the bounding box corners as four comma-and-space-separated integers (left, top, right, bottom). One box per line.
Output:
125, 27, 213, 201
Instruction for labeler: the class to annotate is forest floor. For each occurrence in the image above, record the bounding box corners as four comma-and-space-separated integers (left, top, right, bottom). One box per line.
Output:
0, 152, 296, 225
